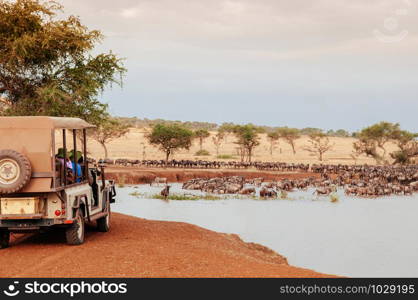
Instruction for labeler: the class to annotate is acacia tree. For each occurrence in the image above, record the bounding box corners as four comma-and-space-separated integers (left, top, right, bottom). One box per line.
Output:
193, 129, 210, 151
303, 132, 334, 161
219, 123, 235, 143
389, 129, 418, 164
90, 119, 129, 159
277, 127, 300, 154
147, 124, 194, 164
0, 0, 125, 124
212, 131, 224, 155
353, 122, 401, 164
353, 138, 381, 163
233, 124, 262, 162
357, 122, 399, 158
267, 131, 280, 155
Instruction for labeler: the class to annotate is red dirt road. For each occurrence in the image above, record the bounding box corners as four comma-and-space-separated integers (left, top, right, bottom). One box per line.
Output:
0, 213, 332, 278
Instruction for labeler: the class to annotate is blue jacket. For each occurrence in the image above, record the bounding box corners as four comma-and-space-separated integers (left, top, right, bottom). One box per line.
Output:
71, 162, 82, 182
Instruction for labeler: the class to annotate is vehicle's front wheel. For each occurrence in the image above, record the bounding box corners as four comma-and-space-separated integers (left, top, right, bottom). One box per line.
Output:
97, 205, 111, 232
65, 210, 85, 245
0, 230, 10, 249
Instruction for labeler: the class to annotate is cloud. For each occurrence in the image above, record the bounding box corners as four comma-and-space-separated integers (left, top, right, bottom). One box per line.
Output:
60, 0, 418, 130
120, 7, 140, 19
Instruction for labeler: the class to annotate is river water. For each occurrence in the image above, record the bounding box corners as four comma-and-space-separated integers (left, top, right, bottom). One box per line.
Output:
112, 184, 418, 277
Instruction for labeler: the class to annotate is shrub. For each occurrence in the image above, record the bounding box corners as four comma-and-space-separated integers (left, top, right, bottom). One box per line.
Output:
330, 193, 339, 203
279, 190, 288, 200
195, 149, 210, 156
216, 154, 236, 159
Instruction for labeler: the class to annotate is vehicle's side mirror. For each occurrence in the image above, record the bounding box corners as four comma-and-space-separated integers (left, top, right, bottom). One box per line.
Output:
89, 168, 101, 178
109, 182, 116, 203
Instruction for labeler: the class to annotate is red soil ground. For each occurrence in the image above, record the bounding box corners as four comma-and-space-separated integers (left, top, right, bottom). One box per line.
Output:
105, 166, 320, 184
0, 213, 333, 278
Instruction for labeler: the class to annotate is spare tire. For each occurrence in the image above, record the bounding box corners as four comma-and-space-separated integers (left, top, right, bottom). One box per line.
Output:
0, 150, 32, 194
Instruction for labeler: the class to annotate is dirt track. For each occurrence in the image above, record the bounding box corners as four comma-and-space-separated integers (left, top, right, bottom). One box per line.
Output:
0, 213, 332, 278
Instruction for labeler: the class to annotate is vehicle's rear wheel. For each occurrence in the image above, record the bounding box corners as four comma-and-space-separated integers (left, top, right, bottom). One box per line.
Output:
0, 230, 10, 249
0, 149, 32, 194
65, 210, 85, 245
97, 204, 111, 232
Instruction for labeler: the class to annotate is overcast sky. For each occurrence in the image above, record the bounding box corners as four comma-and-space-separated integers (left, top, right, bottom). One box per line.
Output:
62, 0, 418, 131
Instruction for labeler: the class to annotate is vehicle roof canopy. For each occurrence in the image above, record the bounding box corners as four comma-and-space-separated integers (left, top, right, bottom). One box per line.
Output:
0, 116, 95, 130
0, 117, 95, 192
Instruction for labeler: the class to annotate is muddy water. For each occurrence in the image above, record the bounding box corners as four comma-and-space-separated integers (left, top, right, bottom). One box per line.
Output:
113, 184, 418, 277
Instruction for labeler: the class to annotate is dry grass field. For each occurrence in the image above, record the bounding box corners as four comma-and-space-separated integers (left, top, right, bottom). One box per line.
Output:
77, 128, 399, 165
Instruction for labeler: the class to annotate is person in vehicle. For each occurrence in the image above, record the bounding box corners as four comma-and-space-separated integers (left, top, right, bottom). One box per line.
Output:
56, 148, 74, 185
69, 150, 83, 183
56, 148, 73, 170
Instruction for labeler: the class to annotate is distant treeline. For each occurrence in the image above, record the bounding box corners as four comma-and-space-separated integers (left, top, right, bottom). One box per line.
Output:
116, 117, 353, 137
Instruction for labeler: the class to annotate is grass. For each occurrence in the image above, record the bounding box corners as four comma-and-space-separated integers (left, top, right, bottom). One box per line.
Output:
117, 175, 126, 188
279, 190, 288, 200
151, 193, 222, 201
216, 154, 237, 159
129, 191, 145, 197
330, 193, 339, 203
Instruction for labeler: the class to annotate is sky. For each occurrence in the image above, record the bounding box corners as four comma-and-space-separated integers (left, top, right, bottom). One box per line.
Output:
61, 0, 418, 132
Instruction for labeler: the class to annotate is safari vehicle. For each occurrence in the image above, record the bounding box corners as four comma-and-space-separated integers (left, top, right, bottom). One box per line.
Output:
0, 117, 116, 248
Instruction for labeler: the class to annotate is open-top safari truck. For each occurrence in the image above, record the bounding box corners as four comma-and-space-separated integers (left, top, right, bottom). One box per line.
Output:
0, 117, 116, 248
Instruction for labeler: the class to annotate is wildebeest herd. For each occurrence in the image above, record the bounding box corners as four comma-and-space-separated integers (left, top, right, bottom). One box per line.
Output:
95, 157, 418, 198
97, 158, 311, 172
180, 164, 418, 198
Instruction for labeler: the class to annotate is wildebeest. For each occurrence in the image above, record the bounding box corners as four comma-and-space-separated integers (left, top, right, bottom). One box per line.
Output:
160, 185, 171, 200
239, 187, 256, 195
313, 186, 335, 196
260, 187, 277, 198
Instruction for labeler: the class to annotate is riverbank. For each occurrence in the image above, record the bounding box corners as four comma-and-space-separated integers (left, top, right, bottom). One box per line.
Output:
106, 166, 320, 184
0, 213, 333, 277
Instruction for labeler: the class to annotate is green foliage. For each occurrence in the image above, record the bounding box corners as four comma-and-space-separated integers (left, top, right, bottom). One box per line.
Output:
218, 123, 236, 134
129, 191, 145, 197
216, 154, 236, 159
0, 0, 125, 124
354, 122, 418, 164
300, 127, 323, 135
232, 124, 262, 162
194, 129, 210, 138
194, 129, 210, 150
390, 129, 418, 150
303, 131, 334, 161
151, 193, 222, 201
327, 129, 351, 137
267, 131, 280, 141
390, 151, 410, 165
329, 193, 339, 203
89, 118, 129, 158
195, 149, 210, 156
279, 190, 288, 200
267, 131, 280, 155
357, 122, 399, 154
276, 127, 301, 154
117, 117, 218, 131
147, 123, 194, 162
